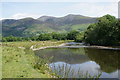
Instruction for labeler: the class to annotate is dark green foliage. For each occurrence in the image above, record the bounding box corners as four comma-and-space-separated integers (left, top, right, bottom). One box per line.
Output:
74, 32, 84, 42
38, 33, 52, 41
67, 30, 84, 42
117, 20, 120, 41
2, 30, 83, 42
67, 30, 80, 40
2, 35, 23, 42
51, 32, 67, 40
2, 36, 27, 42
24, 37, 31, 41
31, 36, 39, 41
84, 14, 120, 46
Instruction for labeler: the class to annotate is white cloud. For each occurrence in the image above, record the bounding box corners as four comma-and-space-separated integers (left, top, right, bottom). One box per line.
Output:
1, 2, 118, 20
63, 2, 118, 18
9, 13, 45, 19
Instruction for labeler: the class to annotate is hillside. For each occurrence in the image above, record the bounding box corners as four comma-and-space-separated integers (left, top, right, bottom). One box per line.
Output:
2, 14, 96, 37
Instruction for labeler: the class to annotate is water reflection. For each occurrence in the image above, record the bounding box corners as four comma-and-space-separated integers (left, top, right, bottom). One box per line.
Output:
35, 48, 89, 64
84, 48, 119, 73
34, 45, 119, 78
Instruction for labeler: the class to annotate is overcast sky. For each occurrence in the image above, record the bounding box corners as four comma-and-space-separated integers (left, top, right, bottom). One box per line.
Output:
1, 0, 119, 19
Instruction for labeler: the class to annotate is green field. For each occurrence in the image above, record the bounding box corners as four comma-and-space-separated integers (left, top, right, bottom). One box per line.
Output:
2, 41, 69, 78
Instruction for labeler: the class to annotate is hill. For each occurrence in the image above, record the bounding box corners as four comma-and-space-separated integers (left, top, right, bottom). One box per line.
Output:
2, 14, 96, 37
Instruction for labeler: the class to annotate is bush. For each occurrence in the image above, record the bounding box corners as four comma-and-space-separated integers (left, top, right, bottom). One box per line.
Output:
84, 14, 120, 46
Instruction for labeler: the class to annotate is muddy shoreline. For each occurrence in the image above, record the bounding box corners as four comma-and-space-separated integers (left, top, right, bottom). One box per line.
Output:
31, 42, 120, 51
31, 43, 67, 51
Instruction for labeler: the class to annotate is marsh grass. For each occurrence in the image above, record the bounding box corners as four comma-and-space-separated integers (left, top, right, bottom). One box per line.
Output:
3, 40, 68, 49
2, 45, 49, 78
2, 41, 67, 78
50, 63, 102, 79
24, 47, 54, 75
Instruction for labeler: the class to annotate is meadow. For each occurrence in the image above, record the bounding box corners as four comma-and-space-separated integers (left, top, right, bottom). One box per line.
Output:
2, 41, 68, 78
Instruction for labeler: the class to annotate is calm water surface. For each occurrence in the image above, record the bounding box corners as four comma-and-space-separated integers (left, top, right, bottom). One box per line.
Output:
34, 42, 120, 78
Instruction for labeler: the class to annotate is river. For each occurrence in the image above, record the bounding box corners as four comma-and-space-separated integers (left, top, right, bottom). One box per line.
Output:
34, 42, 120, 78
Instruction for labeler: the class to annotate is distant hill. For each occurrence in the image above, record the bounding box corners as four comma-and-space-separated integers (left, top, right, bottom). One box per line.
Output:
2, 14, 97, 37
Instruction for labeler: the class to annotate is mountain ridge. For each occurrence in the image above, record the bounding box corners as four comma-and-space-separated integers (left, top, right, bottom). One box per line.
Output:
2, 14, 97, 37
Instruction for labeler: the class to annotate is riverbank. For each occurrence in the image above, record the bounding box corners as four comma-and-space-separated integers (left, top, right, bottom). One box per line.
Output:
31, 43, 67, 51
31, 42, 120, 51
2, 43, 48, 78
2, 40, 71, 78
88, 45, 120, 50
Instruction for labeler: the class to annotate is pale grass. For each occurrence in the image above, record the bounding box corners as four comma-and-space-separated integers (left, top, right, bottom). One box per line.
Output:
2, 40, 70, 78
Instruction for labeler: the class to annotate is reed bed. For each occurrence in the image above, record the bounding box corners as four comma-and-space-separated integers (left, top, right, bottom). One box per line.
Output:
49, 63, 102, 79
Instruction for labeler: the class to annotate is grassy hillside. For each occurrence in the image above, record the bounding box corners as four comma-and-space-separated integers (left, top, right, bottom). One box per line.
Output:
61, 23, 91, 32
2, 14, 96, 37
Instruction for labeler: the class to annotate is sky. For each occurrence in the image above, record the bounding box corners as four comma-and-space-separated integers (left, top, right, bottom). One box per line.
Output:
0, 0, 119, 20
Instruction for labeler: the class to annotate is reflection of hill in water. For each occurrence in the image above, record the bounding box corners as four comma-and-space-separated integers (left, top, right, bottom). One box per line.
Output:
34, 47, 120, 73
84, 48, 120, 73
34, 48, 89, 64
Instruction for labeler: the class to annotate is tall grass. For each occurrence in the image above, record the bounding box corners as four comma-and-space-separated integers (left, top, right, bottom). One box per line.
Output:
50, 63, 102, 79
2, 46, 49, 78
2, 41, 69, 78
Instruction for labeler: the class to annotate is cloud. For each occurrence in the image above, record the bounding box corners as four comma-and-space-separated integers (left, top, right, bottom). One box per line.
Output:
63, 2, 118, 17
1, 2, 118, 20
8, 13, 45, 19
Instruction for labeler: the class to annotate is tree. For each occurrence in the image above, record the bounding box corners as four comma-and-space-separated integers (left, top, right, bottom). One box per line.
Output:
84, 14, 119, 46
67, 30, 80, 40
25, 37, 31, 41
38, 33, 52, 41
75, 32, 84, 42
2, 37, 7, 42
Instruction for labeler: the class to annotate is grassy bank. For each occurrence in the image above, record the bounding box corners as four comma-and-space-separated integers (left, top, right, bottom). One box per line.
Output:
2, 40, 70, 78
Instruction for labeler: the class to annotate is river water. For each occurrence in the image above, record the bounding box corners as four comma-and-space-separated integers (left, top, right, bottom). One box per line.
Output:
34, 42, 120, 78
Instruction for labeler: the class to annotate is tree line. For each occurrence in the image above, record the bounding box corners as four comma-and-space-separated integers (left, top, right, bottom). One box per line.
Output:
2, 30, 84, 42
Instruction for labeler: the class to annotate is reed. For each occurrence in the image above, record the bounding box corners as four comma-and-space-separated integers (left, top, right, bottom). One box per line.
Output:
50, 63, 102, 79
